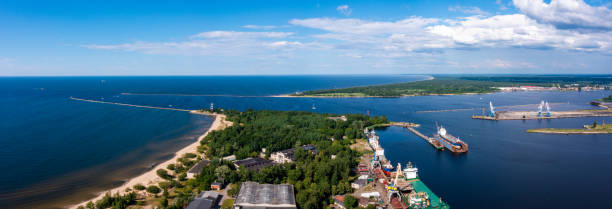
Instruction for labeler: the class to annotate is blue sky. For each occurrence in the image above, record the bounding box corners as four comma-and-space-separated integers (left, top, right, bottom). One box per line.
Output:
1, 0, 611, 75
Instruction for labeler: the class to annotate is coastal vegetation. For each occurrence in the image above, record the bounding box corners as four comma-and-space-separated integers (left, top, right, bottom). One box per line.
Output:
601, 95, 612, 102
76, 110, 387, 209
293, 75, 612, 97
527, 122, 612, 134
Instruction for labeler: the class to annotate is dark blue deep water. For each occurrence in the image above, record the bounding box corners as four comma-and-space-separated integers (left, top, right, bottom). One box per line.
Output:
1, 75, 611, 209
0, 75, 425, 208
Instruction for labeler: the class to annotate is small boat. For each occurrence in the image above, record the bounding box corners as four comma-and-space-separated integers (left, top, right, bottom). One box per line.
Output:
312, 104, 316, 110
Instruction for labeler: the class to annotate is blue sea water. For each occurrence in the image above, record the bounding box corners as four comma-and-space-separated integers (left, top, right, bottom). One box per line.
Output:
0, 75, 425, 209
1, 75, 611, 209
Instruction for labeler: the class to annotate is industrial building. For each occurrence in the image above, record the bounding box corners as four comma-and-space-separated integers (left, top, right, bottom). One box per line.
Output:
185, 191, 220, 209
233, 181, 297, 209
233, 157, 275, 171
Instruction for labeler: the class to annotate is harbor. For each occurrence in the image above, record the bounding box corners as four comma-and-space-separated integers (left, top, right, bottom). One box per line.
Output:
357, 128, 450, 209
473, 101, 612, 120
383, 122, 468, 153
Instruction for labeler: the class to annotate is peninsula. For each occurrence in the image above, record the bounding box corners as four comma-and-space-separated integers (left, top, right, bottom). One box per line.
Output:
527, 122, 612, 134
289, 75, 612, 97
72, 108, 436, 209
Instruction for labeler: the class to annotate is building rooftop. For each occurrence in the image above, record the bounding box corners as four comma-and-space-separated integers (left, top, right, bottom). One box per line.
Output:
234, 182, 296, 209
233, 157, 275, 171
274, 145, 318, 161
187, 159, 210, 175
186, 191, 219, 209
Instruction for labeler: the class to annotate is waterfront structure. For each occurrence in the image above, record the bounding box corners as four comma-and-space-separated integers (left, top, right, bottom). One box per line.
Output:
403, 162, 418, 180
187, 159, 210, 178
432, 124, 469, 153
233, 182, 297, 209
185, 191, 219, 209
233, 157, 275, 171
489, 101, 495, 117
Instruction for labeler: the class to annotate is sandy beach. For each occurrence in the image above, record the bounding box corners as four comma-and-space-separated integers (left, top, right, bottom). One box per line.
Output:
69, 111, 231, 209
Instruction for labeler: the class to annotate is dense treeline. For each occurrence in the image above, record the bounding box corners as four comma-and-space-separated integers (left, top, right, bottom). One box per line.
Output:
204, 109, 388, 159
77, 110, 387, 209
461, 75, 612, 85
297, 76, 612, 97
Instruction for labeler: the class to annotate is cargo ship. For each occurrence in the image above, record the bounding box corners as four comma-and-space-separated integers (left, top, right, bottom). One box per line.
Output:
432, 124, 468, 153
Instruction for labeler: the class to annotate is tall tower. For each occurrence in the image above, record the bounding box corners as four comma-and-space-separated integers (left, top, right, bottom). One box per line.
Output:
210, 102, 214, 111
489, 101, 495, 117
537, 101, 544, 117
545, 102, 551, 117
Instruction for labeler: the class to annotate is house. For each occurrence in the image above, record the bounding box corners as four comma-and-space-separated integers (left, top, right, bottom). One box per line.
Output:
187, 159, 210, 178
223, 155, 236, 161
333, 195, 345, 209
210, 182, 222, 191
269, 145, 318, 164
185, 191, 220, 209
233, 181, 297, 209
233, 157, 275, 171
351, 179, 368, 189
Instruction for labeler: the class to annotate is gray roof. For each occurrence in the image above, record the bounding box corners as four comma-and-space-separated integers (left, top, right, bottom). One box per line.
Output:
234, 158, 275, 171
187, 159, 210, 175
186, 191, 219, 209
234, 182, 296, 208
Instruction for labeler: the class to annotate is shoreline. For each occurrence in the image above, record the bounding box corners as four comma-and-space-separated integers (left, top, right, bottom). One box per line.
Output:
69, 111, 231, 209
273, 92, 492, 98
526, 130, 612, 134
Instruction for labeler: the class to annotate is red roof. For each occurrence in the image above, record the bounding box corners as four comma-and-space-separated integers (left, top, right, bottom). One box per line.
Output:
334, 195, 345, 203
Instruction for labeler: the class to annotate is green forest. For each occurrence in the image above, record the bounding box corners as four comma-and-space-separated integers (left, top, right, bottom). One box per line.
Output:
77, 110, 388, 209
294, 75, 612, 97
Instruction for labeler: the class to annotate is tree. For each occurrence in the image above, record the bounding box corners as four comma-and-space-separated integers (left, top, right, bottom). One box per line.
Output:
167, 163, 175, 170
227, 183, 241, 197
133, 184, 145, 191
592, 121, 598, 128
215, 165, 231, 182
146, 185, 161, 196
344, 195, 358, 209
157, 169, 173, 180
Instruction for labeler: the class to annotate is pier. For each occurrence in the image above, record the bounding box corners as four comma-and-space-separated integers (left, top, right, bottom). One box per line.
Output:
472, 109, 612, 120
69, 97, 216, 116
406, 127, 444, 150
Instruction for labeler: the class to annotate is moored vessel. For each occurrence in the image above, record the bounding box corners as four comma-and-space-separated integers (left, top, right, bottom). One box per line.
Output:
432, 124, 468, 153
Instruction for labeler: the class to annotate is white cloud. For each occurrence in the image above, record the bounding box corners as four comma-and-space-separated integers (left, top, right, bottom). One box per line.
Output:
513, 0, 612, 30
488, 59, 536, 69
86, 0, 612, 63
448, 6, 489, 15
191, 31, 293, 39
84, 31, 304, 56
496, 0, 508, 10
336, 5, 352, 16
242, 25, 278, 30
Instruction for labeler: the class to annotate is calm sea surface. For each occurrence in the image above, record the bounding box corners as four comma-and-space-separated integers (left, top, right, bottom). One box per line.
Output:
1, 75, 610, 209
0, 75, 425, 208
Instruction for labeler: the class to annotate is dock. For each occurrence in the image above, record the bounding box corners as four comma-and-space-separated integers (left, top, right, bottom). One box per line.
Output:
406, 127, 444, 150
472, 109, 612, 120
